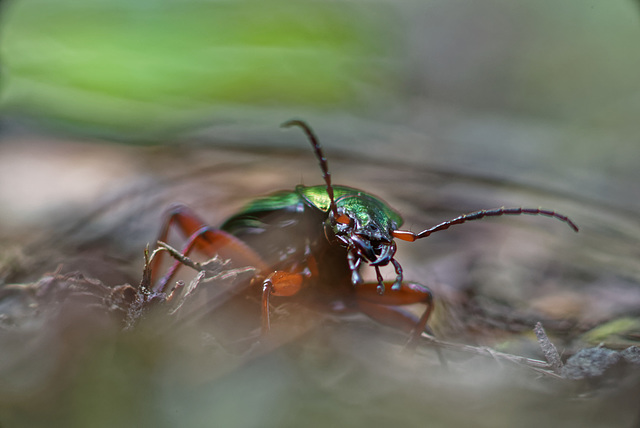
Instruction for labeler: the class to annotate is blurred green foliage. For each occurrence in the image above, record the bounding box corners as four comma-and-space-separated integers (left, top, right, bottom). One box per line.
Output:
2, 0, 639, 146
0, 0, 398, 137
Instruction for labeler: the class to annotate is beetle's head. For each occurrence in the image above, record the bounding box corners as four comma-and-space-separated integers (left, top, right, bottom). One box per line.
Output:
282, 119, 405, 292
326, 195, 400, 267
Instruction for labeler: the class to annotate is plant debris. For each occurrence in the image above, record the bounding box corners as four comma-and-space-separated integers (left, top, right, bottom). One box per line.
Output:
561, 346, 640, 380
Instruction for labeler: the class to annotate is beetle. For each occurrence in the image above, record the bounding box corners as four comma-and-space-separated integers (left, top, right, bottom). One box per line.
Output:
150, 119, 578, 347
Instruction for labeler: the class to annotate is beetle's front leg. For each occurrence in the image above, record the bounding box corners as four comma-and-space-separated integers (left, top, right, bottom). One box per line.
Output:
354, 280, 434, 349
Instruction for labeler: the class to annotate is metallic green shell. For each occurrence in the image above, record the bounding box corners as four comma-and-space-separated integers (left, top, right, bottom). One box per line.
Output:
235, 189, 305, 214
232, 184, 404, 230
299, 185, 404, 229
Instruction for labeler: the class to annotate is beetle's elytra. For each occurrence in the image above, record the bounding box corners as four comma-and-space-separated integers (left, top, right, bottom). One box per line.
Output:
151, 119, 578, 346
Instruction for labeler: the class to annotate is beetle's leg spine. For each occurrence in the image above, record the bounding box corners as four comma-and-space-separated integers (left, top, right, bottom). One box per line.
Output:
261, 277, 273, 335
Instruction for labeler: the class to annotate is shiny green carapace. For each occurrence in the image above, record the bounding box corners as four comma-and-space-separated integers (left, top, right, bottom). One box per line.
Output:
234, 184, 404, 232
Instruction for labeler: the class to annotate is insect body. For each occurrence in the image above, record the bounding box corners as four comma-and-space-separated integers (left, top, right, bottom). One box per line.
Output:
151, 120, 578, 346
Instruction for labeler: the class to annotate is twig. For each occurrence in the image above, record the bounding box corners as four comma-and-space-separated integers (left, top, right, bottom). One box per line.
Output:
420, 332, 564, 379
156, 241, 209, 272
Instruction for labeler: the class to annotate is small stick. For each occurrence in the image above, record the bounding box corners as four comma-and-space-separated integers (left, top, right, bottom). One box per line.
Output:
156, 241, 206, 272
420, 333, 563, 379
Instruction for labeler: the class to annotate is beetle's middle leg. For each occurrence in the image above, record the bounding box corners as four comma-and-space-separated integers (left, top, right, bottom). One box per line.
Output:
354, 281, 434, 349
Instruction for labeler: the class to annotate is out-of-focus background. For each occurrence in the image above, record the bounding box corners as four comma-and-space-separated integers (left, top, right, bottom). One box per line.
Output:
1, 1, 640, 427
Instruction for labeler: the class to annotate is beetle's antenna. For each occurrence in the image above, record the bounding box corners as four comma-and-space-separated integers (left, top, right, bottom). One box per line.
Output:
281, 119, 338, 217
393, 207, 578, 242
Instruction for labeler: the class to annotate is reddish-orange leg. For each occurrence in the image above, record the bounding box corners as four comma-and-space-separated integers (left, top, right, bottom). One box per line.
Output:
355, 280, 434, 349
151, 204, 304, 333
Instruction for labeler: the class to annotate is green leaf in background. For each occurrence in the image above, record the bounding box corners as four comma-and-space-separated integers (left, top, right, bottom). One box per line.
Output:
0, 0, 399, 137
580, 317, 640, 349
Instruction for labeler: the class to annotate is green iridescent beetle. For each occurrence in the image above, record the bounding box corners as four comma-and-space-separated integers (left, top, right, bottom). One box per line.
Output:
152, 119, 578, 346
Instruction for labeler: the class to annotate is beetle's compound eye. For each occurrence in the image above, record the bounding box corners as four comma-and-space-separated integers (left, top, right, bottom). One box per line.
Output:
336, 213, 351, 225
